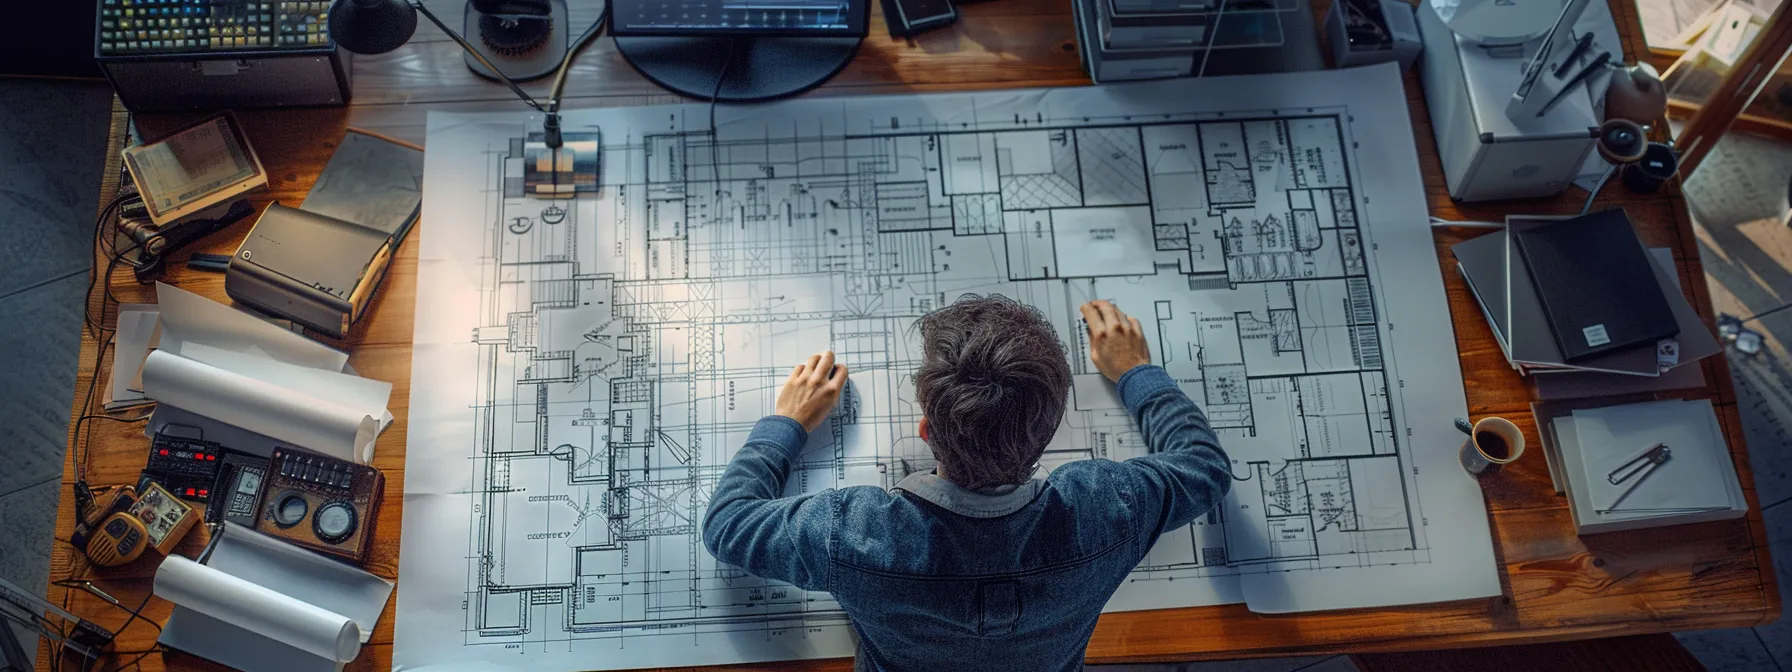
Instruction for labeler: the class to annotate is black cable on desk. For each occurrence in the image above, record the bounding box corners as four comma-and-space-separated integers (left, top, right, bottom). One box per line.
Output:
709, 38, 738, 199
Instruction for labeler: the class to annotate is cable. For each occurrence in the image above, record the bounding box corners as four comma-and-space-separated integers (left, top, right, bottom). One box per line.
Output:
1194, 0, 1231, 79
547, 5, 611, 113
1736, 301, 1792, 324
83, 194, 131, 338
1581, 163, 1617, 214
72, 233, 163, 485
111, 648, 158, 672
709, 38, 738, 198
111, 591, 162, 645
40, 579, 162, 672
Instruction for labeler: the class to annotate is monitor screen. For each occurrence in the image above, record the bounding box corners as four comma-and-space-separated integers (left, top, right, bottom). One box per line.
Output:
610, 0, 868, 37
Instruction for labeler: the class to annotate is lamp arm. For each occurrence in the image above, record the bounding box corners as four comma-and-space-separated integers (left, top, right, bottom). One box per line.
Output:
411, 1, 546, 112
546, 6, 609, 113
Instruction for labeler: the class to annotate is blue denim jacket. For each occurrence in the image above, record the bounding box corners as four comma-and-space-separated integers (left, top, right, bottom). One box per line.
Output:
702, 365, 1232, 672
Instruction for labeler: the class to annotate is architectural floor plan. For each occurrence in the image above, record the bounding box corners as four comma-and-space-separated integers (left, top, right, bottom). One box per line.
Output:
395, 64, 1500, 671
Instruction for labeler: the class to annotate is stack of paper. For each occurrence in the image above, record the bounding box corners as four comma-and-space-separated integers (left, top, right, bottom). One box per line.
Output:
136, 283, 392, 464
105, 304, 160, 411
1540, 399, 1747, 535
1450, 215, 1722, 400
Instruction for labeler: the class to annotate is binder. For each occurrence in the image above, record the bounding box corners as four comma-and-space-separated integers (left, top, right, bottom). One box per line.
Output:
1510, 209, 1679, 362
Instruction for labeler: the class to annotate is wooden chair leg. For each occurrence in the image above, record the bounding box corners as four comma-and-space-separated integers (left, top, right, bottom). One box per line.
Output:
1675, 0, 1792, 177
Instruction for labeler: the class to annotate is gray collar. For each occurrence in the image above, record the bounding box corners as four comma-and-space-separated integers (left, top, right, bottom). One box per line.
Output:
891, 470, 1044, 519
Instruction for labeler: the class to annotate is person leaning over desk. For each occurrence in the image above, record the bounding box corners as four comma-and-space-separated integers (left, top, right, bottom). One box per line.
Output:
702, 295, 1233, 672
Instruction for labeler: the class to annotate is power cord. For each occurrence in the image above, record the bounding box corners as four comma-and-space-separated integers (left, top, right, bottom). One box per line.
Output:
1734, 301, 1792, 325
709, 38, 739, 198
44, 580, 163, 672
546, 5, 610, 116
1581, 164, 1617, 214
73, 232, 161, 488
82, 193, 132, 338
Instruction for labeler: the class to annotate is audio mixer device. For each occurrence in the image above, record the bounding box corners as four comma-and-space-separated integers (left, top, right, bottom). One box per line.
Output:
255, 448, 385, 565
94, 0, 352, 111
144, 432, 225, 503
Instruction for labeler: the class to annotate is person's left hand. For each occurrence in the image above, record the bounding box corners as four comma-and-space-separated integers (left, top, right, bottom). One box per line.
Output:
777, 351, 848, 433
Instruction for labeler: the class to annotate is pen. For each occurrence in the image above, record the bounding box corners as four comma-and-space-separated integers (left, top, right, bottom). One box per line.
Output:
1537, 51, 1613, 118
1554, 32, 1595, 78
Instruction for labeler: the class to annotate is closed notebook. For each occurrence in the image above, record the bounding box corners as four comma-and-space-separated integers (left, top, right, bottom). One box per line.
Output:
1512, 209, 1679, 362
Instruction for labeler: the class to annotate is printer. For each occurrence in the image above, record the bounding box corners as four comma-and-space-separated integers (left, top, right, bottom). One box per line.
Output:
1418, 0, 1611, 201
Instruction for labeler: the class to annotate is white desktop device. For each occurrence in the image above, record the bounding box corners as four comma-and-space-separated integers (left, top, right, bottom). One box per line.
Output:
1418, 0, 1605, 201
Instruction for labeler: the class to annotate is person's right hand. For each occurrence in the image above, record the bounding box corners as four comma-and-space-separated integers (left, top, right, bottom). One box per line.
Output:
776, 351, 848, 433
1080, 300, 1151, 383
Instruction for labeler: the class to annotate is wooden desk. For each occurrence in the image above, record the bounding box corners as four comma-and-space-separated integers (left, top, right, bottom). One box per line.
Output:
46, 0, 1781, 669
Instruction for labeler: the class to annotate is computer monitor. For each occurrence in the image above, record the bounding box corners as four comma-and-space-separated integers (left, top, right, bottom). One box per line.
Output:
611, 0, 870, 102
613, 0, 867, 35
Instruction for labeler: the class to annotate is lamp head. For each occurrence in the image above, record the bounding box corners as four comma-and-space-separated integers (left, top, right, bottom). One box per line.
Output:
328, 0, 419, 55
1596, 118, 1648, 164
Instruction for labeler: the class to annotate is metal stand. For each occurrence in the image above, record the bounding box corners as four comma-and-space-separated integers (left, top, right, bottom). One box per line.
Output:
614, 35, 862, 102
461, 0, 569, 82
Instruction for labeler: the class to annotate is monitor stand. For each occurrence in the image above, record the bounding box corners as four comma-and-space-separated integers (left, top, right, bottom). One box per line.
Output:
614, 35, 862, 102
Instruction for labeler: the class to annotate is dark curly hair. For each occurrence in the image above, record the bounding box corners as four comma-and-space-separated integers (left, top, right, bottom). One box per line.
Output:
915, 294, 1072, 490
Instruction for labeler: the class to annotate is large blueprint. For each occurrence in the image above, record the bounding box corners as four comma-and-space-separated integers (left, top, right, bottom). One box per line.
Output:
395, 63, 1500, 671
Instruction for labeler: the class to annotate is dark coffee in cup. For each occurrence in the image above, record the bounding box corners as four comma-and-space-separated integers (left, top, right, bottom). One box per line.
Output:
1475, 431, 1509, 460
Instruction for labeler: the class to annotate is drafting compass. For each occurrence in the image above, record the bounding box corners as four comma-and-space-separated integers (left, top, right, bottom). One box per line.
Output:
1597, 443, 1669, 514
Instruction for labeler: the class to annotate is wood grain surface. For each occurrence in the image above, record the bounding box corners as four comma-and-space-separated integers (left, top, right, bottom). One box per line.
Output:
41, 0, 1781, 670
1350, 633, 1708, 671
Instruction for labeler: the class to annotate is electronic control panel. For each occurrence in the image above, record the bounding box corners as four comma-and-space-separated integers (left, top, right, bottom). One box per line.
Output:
144, 434, 223, 502
255, 449, 384, 565
98, 0, 332, 56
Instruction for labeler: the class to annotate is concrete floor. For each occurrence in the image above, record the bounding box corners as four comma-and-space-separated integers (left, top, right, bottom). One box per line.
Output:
0, 76, 114, 667
1672, 132, 1792, 672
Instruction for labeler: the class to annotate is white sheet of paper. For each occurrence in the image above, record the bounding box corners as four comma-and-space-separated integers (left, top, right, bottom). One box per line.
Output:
206, 524, 395, 643
1573, 399, 1731, 512
110, 305, 159, 401
154, 555, 361, 663
140, 350, 378, 463
396, 63, 1498, 670
155, 282, 348, 372
179, 342, 393, 430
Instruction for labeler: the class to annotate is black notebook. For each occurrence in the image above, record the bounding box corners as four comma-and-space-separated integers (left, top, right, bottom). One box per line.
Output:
1512, 209, 1679, 362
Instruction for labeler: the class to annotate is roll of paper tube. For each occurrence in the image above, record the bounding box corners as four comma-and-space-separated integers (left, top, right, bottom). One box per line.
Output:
153, 555, 362, 663
139, 350, 379, 463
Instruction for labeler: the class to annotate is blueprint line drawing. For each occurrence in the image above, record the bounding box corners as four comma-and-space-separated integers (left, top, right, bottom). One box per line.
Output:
395, 64, 1501, 671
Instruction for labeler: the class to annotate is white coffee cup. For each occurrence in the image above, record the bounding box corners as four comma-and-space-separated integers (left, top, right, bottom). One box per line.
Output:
1460, 417, 1525, 475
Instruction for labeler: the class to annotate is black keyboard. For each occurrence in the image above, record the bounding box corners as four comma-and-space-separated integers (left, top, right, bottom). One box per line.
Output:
98, 0, 333, 56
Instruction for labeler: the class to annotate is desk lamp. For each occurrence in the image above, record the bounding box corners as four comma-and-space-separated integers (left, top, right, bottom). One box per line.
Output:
329, 0, 607, 148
